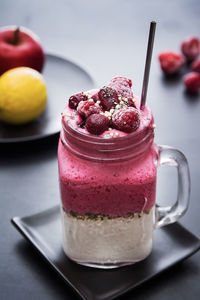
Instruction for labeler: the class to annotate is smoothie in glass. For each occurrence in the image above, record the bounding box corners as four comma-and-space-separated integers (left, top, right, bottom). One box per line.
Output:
58, 77, 157, 267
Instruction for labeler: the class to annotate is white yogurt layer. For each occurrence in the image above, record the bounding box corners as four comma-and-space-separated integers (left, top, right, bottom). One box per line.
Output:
61, 208, 155, 266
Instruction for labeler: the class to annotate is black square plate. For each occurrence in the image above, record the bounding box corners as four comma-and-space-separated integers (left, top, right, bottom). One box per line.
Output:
11, 206, 200, 300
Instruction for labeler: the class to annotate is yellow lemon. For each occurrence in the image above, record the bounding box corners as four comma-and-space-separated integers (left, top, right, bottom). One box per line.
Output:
0, 67, 47, 124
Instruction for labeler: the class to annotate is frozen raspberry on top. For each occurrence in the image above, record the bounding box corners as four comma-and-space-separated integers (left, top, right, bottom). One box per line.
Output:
158, 51, 185, 75
191, 58, 200, 73
181, 37, 200, 61
109, 77, 134, 99
183, 72, 200, 92
112, 108, 140, 133
86, 114, 110, 135
98, 86, 119, 110
68, 93, 88, 109
77, 100, 102, 118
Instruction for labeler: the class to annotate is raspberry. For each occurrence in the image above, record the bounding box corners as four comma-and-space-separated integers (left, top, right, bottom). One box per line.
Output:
158, 51, 185, 75
68, 93, 87, 109
183, 72, 200, 92
108, 77, 134, 98
181, 37, 200, 60
98, 86, 119, 110
86, 114, 110, 135
191, 58, 200, 73
112, 108, 140, 133
77, 100, 102, 118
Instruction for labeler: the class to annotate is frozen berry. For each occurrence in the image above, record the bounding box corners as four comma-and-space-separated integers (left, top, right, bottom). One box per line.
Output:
183, 72, 200, 92
98, 86, 119, 110
112, 108, 140, 133
68, 93, 88, 109
181, 37, 200, 61
77, 100, 102, 118
158, 51, 185, 75
191, 58, 200, 73
86, 114, 110, 135
109, 77, 134, 98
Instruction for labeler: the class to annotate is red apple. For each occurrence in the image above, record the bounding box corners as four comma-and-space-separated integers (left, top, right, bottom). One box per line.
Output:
0, 26, 45, 75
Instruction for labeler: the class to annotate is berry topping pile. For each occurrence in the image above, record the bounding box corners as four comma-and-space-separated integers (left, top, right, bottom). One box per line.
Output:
67, 77, 141, 136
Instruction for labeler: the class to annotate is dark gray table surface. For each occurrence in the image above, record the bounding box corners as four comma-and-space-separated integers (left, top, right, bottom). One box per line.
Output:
0, 0, 200, 299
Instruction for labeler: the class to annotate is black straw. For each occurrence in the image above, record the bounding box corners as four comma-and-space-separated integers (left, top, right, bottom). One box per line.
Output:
140, 21, 156, 109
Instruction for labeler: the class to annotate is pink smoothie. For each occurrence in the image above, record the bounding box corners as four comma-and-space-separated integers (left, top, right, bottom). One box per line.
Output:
58, 96, 157, 217
58, 140, 156, 217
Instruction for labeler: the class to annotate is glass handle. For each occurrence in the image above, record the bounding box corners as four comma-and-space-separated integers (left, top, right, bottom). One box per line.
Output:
155, 145, 190, 228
